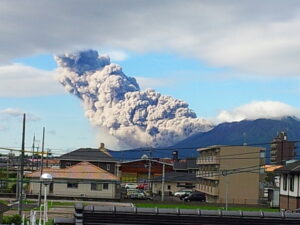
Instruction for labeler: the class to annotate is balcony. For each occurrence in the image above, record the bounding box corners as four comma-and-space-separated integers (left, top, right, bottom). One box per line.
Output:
196, 171, 219, 180
197, 156, 219, 165
198, 184, 219, 196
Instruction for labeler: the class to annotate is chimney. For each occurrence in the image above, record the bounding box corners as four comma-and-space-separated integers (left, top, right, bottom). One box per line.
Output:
99, 143, 111, 156
100, 143, 105, 150
172, 151, 178, 162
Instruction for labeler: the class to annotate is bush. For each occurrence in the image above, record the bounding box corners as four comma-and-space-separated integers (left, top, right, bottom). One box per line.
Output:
3, 214, 22, 225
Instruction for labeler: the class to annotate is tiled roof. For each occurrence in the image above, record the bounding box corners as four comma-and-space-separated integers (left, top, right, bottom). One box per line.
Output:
263, 165, 283, 172
173, 158, 197, 170
59, 148, 117, 162
121, 159, 173, 166
152, 172, 197, 182
275, 160, 300, 174
26, 161, 119, 181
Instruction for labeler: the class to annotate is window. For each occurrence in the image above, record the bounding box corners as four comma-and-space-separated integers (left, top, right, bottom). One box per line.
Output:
67, 182, 78, 189
103, 183, 109, 190
91, 183, 102, 191
106, 164, 111, 171
168, 185, 171, 190
283, 174, 287, 191
65, 162, 72, 167
290, 175, 294, 192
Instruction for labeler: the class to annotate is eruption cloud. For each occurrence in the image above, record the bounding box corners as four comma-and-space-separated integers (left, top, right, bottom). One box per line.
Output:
56, 50, 213, 148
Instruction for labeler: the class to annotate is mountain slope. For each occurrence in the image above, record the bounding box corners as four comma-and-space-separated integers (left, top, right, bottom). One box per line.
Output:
109, 117, 300, 160
173, 117, 300, 148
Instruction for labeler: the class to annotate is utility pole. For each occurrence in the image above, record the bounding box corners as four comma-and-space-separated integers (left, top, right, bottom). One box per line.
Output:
31, 135, 35, 171
16, 167, 19, 200
147, 148, 152, 191
38, 127, 45, 207
6, 154, 9, 180
161, 163, 165, 201
46, 149, 49, 168
18, 113, 26, 216
222, 170, 229, 211
281, 139, 284, 165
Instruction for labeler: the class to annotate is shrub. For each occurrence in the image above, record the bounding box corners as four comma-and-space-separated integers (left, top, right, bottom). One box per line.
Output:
3, 214, 22, 225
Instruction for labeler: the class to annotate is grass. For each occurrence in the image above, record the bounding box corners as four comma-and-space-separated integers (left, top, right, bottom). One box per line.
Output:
0, 199, 9, 204
21, 200, 74, 211
134, 203, 279, 212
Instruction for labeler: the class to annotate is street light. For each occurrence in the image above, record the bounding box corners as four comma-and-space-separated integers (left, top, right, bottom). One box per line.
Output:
40, 173, 52, 225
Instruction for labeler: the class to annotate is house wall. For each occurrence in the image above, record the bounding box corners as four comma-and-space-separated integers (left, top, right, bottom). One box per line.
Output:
28, 179, 119, 199
152, 181, 196, 195
280, 195, 300, 211
119, 160, 173, 182
280, 174, 300, 197
279, 174, 300, 210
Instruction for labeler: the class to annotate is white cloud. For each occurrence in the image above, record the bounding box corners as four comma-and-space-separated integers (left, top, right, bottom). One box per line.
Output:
105, 50, 128, 61
0, 63, 64, 97
0, 108, 40, 121
216, 101, 300, 123
0, 1, 300, 76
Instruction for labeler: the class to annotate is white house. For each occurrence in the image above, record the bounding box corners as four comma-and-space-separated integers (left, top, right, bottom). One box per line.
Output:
276, 160, 300, 211
26, 161, 121, 199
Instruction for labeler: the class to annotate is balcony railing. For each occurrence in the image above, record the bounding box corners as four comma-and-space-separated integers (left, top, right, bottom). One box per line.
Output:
198, 184, 219, 196
196, 171, 220, 180
197, 156, 219, 165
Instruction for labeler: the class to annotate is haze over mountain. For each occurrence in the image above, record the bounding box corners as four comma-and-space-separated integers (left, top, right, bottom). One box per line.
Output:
109, 117, 300, 160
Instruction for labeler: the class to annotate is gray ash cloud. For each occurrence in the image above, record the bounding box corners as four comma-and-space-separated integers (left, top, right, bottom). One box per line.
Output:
56, 50, 212, 148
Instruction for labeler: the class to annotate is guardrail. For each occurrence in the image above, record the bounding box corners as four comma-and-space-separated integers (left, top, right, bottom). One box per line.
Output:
53, 203, 300, 225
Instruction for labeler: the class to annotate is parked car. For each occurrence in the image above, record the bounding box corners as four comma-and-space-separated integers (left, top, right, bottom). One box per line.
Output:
126, 188, 152, 200
174, 189, 193, 198
129, 191, 152, 200
137, 183, 149, 189
125, 183, 138, 189
184, 192, 206, 202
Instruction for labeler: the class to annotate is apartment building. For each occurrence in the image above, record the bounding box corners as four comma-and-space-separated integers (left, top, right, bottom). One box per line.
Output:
196, 145, 265, 204
270, 132, 296, 165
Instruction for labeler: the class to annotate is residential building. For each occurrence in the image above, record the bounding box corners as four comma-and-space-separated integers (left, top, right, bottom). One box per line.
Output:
196, 145, 265, 204
275, 160, 300, 210
263, 165, 283, 208
119, 159, 173, 182
59, 143, 118, 175
152, 172, 197, 195
173, 158, 198, 173
270, 132, 296, 165
26, 161, 120, 199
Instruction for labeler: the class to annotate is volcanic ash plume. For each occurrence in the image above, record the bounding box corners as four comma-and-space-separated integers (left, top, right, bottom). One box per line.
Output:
55, 50, 213, 147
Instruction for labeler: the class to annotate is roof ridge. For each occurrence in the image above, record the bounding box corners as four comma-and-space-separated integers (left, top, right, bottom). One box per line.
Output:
66, 161, 119, 179
291, 163, 300, 171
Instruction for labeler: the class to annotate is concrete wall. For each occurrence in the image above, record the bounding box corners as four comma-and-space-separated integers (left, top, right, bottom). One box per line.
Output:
217, 146, 264, 204
28, 179, 118, 199
197, 146, 264, 204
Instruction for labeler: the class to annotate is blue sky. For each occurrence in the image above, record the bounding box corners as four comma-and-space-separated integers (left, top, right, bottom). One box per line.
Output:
1, 1, 300, 153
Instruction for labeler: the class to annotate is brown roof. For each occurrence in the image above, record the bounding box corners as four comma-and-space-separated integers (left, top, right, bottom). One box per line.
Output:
263, 165, 283, 172
26, 161, 119, 181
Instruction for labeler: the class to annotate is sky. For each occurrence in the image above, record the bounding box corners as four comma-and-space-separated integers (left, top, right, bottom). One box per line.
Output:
1, 0, 300, 153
